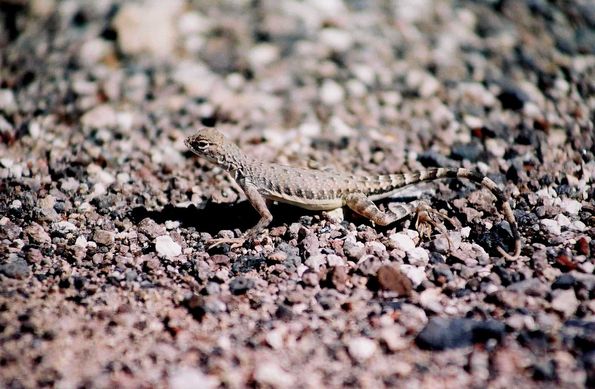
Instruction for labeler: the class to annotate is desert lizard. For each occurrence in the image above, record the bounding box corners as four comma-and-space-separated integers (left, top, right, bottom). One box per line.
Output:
185, 128, 521, 260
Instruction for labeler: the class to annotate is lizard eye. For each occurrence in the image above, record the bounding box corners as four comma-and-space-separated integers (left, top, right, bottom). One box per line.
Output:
196, 140, 210, 149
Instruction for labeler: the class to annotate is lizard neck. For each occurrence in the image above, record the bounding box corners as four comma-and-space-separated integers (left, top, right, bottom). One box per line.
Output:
218, 143, 252, 173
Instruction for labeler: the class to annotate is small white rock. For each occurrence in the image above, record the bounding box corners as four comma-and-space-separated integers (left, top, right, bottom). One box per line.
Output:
551, 289, 579, 318
305, 254, 326, 272
265, 328, 285, 350
248, 43, 279, 69
165, 220, 180, 230
419, 288, 443, 313
155, 235, 182, 258
113, 0, 182, 58
560, 198, 582, 215
569, 221, 586, 232
326, 254, 346, 267
320, 28, 353, 52
389, 232, 416, 252
555, 214, 571, 227
178, 11, 210, 35
541, 219, 561, 235
60, 177, 80, 192
169, 367, 218, 389
54, 221, 77, 233
400, 265, 426, 287
254, 361, 294, 388
75, 236, 88, 248
81, 104, 118, 128
79, 38, 112, 66
320, 79, 345, 105
347, 337, 377, 362
0, 89, 17, 114
325, 207, 344, 223
407, 247, 429, 266
463, 115, 483, 129
379, 327, 408, 351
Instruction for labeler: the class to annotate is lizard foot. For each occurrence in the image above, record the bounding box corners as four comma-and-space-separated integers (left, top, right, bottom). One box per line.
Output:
414, 203, 458, 250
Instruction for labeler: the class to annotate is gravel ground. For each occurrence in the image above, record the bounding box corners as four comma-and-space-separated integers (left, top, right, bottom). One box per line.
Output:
1, 0, 594, 388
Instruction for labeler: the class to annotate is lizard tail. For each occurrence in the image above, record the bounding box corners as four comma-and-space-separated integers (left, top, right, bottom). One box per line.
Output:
392, 167, 522, 260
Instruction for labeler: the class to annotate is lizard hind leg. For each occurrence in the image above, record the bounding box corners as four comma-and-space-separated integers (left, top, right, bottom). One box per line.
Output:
345, 193, 417, 226
345, 193, 456, 250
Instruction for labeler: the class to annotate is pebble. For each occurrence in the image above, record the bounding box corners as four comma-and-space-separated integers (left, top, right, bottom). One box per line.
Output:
178, 11, 210, 36
229, 277, 254, 295
139, 218, 167, 239
0, 89, 17, 114
78, 38, 111, 66
304, 254, 326, 272
400, 265, 426, 288
0, 257, 30, 279
406, 247, 429, 266
551, 289, 579, 318
357, 255, 384, 276
419, 288, 443, 313
268, 250, 288, 262
326, 254, 345, 267
343, 237, 365, 260
302, 270, 320, 287
551, 274, 576, 290
81, 104, 118, 128
389, 232, 416, 252
301, 234, 320, 256
540, 219, 561, 235
376, 265, 412, 296
53, 221, 77, 234
329, 266, 348, 291
169, 367, 219, 389
113, 0, 182, 58
416, 318, 505, 350
498, 85, 529, 110
25, 223, 51, 244
155, 235, 182, 258
379, 326, 409, 351
559, 198, 582, 215
248, 44, 279, 69
347, 337, 377, 362
254, 361, 294, 388
60, 177, 80, 192
432, 264, 454, 284
320, 79, 345, 105
320, 28, 353, 52
93, 229, 114, 246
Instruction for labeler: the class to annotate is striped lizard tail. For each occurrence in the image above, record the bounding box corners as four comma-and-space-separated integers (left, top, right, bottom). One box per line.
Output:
385, 167, 522, 260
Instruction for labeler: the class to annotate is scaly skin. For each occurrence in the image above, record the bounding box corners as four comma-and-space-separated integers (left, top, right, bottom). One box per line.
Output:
185, 128, 521, 259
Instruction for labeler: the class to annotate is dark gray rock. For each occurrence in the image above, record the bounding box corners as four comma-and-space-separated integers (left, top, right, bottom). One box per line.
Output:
0, 258, 30, 279
416, 317, 505, 350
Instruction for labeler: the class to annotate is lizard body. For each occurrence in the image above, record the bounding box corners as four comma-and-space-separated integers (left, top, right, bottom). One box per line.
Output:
185, 128, 521, 259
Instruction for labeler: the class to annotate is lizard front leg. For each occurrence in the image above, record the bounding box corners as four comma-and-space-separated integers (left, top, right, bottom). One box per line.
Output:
240, 179, 273, 237
208, 179, 272, 249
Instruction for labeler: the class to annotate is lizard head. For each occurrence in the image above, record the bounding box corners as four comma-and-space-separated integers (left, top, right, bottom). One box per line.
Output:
185, 128, 242, 169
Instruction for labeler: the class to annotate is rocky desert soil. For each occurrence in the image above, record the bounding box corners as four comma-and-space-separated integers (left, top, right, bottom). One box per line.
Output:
0, 0, 594, 388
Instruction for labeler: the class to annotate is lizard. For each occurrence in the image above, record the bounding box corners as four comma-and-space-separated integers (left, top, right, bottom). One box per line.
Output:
185, 128, 521, 260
